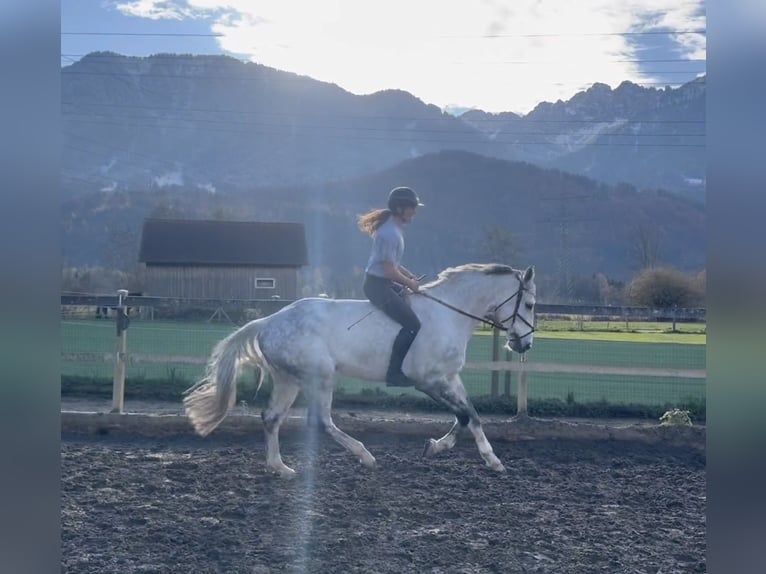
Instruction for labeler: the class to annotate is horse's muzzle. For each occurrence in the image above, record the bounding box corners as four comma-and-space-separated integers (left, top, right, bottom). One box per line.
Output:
505, 337, 532, 354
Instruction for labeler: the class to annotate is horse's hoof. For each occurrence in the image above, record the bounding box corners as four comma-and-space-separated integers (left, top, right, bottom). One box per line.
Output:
489, 462, 506, 473
269, 466, 297, 479
422, 438, 437, 458
360, 455, 377, 468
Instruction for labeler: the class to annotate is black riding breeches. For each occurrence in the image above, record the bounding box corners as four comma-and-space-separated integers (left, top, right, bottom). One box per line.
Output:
363, 274, 421, 336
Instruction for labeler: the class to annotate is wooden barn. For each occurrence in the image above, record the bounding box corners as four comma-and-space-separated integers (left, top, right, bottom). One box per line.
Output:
138, 219, 307, 300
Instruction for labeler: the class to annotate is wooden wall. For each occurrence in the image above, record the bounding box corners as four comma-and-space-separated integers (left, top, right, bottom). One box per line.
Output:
142, 265, 299, 300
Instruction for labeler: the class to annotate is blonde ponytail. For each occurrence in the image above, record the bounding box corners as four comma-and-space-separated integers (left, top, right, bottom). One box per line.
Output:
357, 208, 391, 236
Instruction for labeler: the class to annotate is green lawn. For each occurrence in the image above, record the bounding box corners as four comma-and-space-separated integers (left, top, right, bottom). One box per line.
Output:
536, 331, 704, 344
536, 318, 706, 335
61, 318, 706, 406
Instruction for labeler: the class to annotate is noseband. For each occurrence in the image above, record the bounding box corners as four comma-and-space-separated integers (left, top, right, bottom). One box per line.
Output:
417, 278, 535, 337
491, 284, 535, 339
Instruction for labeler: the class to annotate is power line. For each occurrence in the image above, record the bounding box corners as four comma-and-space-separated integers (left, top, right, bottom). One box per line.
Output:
610, 58, 705, 63
61, 53, 225, 60
62, 101, 706, 125
62, 117, 706, 147
61, 68, 706, 89
59, 53, 705, 129
473, 29, 706, 38
61, 31, 223, 37
61, 29, 704, 38
62, 110, 706, 137
61, 171, 117, 187
64, 134, 184, 172
62, 53, 706, 65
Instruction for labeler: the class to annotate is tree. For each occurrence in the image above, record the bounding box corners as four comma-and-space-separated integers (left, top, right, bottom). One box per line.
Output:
103, 221, 141, 273
62, 266, 141, 293
629, 223, 663, 270
626, 267, 703, 308
568, 275, 601, 304
149, 197, 181, 219
211, 205, 233, 220
694, 269, 706, 303
595, 273, 625, 305
479, 224, 522, 265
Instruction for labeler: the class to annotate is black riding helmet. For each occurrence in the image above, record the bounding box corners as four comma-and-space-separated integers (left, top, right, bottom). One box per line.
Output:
387, 186, 425, 212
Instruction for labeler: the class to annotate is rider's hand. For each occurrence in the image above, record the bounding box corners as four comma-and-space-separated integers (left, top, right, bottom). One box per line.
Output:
409, 279, 420, 293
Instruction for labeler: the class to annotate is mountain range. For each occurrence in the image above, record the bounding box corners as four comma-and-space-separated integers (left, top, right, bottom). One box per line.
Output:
61, 53, 706, 297
62, 53, 705, 201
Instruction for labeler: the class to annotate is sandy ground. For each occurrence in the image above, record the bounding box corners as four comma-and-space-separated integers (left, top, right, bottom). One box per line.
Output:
61, 403, 705, 574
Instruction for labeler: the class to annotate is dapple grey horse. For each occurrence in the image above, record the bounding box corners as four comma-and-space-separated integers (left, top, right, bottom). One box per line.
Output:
184, 263, 536, 477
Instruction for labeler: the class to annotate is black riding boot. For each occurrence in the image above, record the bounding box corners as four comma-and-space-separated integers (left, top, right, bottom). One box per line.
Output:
386, 327, 418, 387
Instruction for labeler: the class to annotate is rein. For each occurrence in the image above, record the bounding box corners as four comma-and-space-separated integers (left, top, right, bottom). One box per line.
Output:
417, 280, 534, 337
417, 291, 507, 331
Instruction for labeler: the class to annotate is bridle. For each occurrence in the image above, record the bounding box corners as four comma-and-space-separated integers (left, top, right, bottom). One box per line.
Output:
416, 278, 535, 338
492, 284, 536, 340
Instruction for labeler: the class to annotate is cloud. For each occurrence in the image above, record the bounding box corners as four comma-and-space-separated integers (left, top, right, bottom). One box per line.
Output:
197, 182, 217, 194
153, 170, 183, 187
111, 0, 706, 113
113, 0, 206, 21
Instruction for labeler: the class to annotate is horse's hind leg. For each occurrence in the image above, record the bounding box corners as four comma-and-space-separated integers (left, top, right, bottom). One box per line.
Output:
314, 385, 376, 468
261, 377, 300, 478
421, 375, 505, 472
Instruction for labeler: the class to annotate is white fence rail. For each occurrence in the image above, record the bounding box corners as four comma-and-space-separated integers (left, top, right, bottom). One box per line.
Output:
61, 351, 706, 415
61, 292, 706, 414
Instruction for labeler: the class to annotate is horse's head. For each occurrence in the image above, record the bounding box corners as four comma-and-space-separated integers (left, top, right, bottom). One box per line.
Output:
499, 266, 536, 354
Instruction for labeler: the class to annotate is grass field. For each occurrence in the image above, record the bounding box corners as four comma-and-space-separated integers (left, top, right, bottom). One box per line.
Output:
536, 318, 706, 335
61, 318, 706, 408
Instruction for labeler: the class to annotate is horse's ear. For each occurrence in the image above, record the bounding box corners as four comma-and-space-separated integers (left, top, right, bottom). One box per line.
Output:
523, 266, 535, 283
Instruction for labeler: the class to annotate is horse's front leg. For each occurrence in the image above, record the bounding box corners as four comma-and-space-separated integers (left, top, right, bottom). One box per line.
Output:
416, 377, 467, 456
418, 374, 505, 472
422, 417, 462, 457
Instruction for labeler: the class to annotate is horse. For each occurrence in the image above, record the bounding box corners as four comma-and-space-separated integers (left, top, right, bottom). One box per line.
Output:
184, 263, 536, 477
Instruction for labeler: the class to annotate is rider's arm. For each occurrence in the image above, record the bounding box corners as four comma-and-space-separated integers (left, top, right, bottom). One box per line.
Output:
399, 265, 416, 280
382, 262, 419, 292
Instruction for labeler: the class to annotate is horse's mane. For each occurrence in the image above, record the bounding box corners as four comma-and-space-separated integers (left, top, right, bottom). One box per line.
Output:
424, 263, 517, 289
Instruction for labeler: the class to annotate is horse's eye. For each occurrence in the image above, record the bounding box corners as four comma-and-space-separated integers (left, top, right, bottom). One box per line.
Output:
525, 302, 534, 310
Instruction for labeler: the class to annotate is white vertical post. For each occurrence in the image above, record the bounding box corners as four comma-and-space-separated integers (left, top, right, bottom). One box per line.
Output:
503, 348, 512, 397
517, 353, 528, 417
111, 289, 129, 414
491, 328, 500, 398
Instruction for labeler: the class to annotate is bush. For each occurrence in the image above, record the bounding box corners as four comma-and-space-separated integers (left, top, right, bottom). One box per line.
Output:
659, 408, 693, 426
627, 267, 703, 309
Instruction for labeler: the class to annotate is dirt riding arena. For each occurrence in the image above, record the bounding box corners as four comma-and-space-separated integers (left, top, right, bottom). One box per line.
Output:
62, 415, 706, 573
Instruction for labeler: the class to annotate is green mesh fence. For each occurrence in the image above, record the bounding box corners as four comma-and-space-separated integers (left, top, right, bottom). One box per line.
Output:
61, 313, 706, 408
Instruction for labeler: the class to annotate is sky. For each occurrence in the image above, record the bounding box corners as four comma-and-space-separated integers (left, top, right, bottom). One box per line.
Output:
61, 0, 707, 114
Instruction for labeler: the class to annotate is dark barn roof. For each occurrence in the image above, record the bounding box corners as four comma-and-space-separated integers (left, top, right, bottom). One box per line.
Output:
139, 219, 308, 266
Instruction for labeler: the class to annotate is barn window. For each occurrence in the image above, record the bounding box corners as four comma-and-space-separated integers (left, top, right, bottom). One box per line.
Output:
255, 278, 275, 289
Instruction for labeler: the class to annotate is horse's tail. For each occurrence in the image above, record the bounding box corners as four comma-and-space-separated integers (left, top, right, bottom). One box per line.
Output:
183, 320, 270, 436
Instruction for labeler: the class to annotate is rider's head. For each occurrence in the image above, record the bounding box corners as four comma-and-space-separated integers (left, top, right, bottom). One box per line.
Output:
387, 186, 424, 216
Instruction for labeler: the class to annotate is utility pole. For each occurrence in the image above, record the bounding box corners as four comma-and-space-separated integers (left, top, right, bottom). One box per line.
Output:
556, 203, 573, 302
539, 191, 592, 303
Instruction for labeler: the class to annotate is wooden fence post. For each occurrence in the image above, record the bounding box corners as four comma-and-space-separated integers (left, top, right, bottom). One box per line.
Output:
517, 353, 528, 417
111, 289, 130, 414
503, 349, 512, 396
490, 328, 499, 398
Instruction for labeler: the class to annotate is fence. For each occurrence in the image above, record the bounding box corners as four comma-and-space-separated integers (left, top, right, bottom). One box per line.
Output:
60, 292, 706, 418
